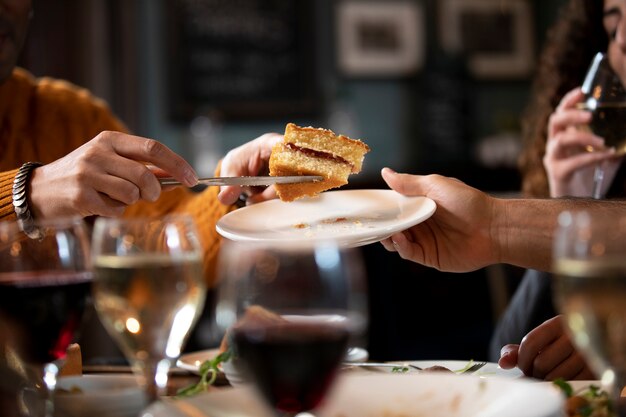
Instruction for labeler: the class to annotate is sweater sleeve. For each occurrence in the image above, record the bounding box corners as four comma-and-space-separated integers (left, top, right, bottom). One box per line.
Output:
0, 169, 19, 220
0, 69, 129, 221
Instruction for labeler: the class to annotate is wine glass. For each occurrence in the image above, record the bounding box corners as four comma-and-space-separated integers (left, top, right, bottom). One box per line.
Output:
579, 52, 626, 199
552, 210, 626, 416
91, 215, 206, 404
0, 217, 92, 417
215, 239, 368, 417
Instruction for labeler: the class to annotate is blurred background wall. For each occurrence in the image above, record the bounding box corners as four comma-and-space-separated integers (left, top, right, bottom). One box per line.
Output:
19, 0, 569, 362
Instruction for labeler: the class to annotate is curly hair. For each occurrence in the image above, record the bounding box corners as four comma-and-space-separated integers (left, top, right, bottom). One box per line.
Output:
518, 0, 608, 197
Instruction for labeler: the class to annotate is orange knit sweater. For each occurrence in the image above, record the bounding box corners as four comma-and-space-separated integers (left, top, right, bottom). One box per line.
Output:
0, 68, 232, 286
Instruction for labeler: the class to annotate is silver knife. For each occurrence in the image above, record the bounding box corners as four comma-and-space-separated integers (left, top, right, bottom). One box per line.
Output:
344, 362, 422, 370
158, 175, 323, 187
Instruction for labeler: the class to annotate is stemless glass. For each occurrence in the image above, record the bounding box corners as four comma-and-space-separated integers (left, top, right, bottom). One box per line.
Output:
91, 215, 206, 404
579, 52, 626, 199
0, 217, 92, 417
215, 240, 368, 417
553, 211, 626, 416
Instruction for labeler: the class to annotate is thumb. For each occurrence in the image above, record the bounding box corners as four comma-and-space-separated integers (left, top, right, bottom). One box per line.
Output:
381, 167, 425, 197
498, 344, 520, 369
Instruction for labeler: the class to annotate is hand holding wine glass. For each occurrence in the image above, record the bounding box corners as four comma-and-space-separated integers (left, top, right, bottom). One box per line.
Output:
553, 211, 626, 416
579, 52, 626, 199
91, 215, 206, 404
215, 240, 368, 417
0, 217, 92, 417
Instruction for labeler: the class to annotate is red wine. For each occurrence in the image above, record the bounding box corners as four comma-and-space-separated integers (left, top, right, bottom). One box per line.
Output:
233, 322, 349, 414
0, 271, 92, 364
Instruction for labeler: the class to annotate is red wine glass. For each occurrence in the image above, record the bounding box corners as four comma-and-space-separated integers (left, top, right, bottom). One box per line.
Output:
0, 217, 92, 417
215, 240, 368, 417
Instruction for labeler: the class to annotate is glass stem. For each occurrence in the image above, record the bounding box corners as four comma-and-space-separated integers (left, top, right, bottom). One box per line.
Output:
611, 374, 626, 417
612, 386, 626, 417
140, 358, 172, 403
42, 363, 58, 417
600, 367, 626, 417
592, 165, 605, 199
21, 362, 58, 417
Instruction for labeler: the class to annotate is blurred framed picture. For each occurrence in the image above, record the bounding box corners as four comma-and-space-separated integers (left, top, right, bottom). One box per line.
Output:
439, 0, 534, 79
166, 0, 319, 121
336, 1, 424, 78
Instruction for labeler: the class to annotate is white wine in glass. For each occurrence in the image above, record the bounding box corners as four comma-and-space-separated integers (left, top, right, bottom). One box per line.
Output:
579, 52, 626, 198
92, 215, 206, 403
553, 211, 626, 416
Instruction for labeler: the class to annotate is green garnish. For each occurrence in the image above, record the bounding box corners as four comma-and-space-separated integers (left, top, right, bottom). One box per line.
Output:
176, 350, 232, 398
391, 366, 409, 373
553, 378, 574, 397
554, 378, 615, 417
587, 384, 602, 397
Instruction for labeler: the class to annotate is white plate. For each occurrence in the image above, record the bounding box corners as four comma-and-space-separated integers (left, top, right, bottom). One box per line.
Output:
216, 189, 436, 247
346, 360, 523, 378
55, 374, 146, 417
144, 373, 563, 417
177, 346, 370, 375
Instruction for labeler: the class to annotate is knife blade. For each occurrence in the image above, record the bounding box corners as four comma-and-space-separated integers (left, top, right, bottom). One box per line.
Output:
343, 362, 423, 371
158, 175, 324, 187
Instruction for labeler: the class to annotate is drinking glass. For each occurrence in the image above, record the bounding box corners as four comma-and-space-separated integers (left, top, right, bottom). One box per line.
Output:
91, 215, 206, 404
553, 211, 626, 416
0, 217, 92, 417
579, 52, 626, 199
215, 240, 368, 417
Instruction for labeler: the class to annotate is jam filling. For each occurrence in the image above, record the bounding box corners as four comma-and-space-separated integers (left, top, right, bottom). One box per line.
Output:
286, 143, 353, 168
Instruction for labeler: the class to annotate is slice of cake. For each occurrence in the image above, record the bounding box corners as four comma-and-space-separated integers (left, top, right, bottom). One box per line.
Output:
269, 123, 370, 201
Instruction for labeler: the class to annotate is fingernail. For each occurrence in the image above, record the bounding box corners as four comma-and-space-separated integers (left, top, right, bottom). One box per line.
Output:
185, 171, 198, 186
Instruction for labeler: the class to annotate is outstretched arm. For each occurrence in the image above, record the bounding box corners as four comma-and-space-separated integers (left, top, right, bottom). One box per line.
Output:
379, 167, 626, 272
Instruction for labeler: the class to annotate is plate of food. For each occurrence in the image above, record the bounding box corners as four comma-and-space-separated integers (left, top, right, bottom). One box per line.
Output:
216, 189, 436, 247
344, 359, 524, 379
551, 379, 615, 417
217, 123, 435, 247
146, 372, 563, 417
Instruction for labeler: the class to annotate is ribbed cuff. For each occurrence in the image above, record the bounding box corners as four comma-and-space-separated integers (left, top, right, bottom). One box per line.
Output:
0, 168, 19, 220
